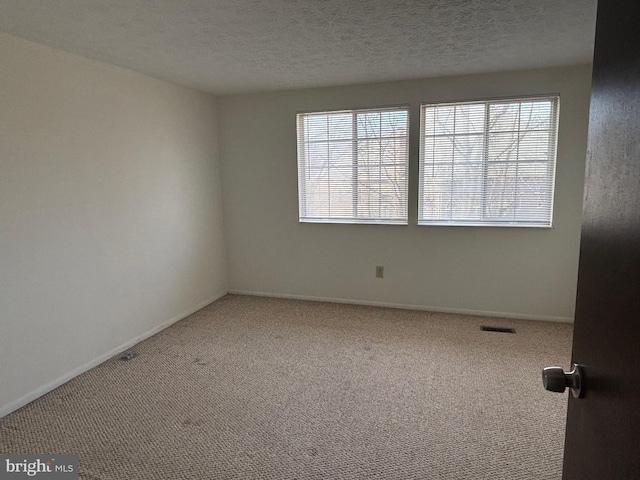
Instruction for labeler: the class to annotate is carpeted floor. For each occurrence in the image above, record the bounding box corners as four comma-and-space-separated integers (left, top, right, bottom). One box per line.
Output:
0, 295, 572, 479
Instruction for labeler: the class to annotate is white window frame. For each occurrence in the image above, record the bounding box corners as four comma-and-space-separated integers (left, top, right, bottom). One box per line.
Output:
297, 106, 410, 224
418, 95, 560, 227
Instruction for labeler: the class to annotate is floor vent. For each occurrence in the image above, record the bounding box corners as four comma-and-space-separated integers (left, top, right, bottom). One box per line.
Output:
120, 352, 137, 361
481, 326, 516, 334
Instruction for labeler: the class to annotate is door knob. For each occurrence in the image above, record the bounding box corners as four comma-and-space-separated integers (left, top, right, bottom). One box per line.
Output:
542, 363, 583, 398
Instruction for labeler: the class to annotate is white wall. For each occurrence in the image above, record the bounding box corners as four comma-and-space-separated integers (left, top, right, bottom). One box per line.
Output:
0, 34, 227, 416
218, 66, 592, 322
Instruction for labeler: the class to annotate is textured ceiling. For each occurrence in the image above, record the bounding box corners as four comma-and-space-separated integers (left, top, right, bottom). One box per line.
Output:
0, 0, 598, 95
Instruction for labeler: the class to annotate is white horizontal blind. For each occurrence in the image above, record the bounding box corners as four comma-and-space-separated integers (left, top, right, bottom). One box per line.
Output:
419, 96, 559, 227
297, 107, 409, 224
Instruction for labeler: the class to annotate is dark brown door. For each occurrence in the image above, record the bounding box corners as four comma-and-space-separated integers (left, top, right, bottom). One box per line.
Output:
561, 1, 640, 478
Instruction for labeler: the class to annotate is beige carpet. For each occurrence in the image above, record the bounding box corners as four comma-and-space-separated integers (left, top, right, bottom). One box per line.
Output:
0, 295, 572, 479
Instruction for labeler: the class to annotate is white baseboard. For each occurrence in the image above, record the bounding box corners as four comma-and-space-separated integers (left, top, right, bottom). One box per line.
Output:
228, 289, 574, 324
0, 290, 227, 419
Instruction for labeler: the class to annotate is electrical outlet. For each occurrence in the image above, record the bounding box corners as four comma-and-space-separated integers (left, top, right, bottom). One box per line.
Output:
375, 266, 384, 278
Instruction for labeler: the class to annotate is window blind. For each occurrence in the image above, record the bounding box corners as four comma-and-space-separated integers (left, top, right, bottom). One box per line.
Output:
419, 96, 559, 227
297, 107, 409, 224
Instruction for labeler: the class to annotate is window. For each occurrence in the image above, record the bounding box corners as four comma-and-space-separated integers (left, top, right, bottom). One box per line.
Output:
419, 96, 559, 227
297, 106, 409, 224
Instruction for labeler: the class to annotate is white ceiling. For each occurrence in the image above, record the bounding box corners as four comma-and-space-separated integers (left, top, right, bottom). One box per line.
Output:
0, 0, 598, 95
